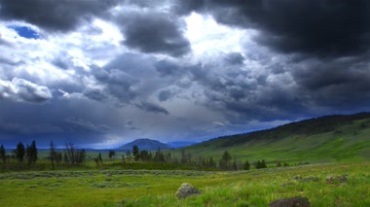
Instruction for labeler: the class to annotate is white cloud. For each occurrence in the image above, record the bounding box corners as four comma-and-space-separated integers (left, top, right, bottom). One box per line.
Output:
185, 12, 248, 59
0, 78, 52, 103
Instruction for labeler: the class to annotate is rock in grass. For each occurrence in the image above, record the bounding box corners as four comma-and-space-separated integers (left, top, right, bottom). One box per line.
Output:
269, 197, 310, 207
176, 183, 200, 199
326, 175, 348, 184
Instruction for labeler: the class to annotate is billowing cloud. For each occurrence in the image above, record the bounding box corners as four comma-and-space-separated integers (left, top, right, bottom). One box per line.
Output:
0, 78, 52, 103
116, 11, 191, 57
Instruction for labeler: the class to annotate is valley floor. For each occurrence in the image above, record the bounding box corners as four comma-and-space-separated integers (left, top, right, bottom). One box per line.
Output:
0, 162, 369, 207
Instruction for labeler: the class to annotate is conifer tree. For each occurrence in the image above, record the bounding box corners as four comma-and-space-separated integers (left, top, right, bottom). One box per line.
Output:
15, 142, 25, 163
244, 160, 250, 170
0, 144, 6, 164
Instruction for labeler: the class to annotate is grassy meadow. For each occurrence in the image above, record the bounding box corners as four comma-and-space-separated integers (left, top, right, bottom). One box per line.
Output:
1, 113, 370, 206
181, 117, 370, 164
0, 162, 369, 206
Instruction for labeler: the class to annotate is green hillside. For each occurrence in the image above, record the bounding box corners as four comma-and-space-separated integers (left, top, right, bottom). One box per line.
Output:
182, 112, 370, 163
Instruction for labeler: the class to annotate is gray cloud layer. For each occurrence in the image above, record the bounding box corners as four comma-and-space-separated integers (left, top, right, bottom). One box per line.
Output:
0, 0, 118, 32
1, 0, 370, 148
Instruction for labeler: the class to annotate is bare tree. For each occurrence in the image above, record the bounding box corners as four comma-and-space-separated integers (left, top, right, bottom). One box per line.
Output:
65, 143, 85, 166
49, 141, 57, 169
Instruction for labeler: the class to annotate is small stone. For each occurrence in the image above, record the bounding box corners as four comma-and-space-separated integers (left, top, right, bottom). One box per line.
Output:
269, 197, 310, 207
326, 175, 348, 184
176, 183, 200, 199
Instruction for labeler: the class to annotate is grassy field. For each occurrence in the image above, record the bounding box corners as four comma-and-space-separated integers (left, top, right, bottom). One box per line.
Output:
0, 161, 369, 207
180, 118, 370, 164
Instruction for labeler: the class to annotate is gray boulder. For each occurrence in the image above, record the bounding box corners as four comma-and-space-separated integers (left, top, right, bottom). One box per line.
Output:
269, 197, 310, 207
176, 183, 200, 199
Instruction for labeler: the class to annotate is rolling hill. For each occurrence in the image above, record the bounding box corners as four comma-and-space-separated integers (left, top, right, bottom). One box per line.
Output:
181, 112, 370, 163
118, 138, 170, 151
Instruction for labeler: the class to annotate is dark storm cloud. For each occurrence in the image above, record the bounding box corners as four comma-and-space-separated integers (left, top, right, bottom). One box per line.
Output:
158, 90, 175, 102
117, 11, 191, 57
177, 0, 370, 58
91, 65, 137, 103
84, 89, 108, 102
224, 52, 245, 65
64, 117, 110, 133
173, 0, 206, 15
155, 60, 181, 77
0, 98, 117, 147
0, 0, 118, 32
135, 101, 170, 115
292, 57, 370, 108
88, 53, 158, 104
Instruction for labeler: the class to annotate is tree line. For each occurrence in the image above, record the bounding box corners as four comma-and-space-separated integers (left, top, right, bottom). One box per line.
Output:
0, 141, 38, 165
0, 141, 86, 169
96, 145, 279, 171
0, 142, 290, 171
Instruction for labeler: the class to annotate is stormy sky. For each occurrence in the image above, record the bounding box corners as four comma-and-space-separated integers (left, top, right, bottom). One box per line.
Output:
1, 0, 370, 148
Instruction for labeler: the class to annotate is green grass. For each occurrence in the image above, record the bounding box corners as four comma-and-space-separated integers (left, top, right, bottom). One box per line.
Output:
0, 162, 369, 206
178, 118, 370, 164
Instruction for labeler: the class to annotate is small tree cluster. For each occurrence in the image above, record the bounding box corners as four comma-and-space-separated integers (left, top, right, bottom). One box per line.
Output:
130, 145, 170, 163
64, 143, 85, 166
243, 161, 250, 170
255, 160, 267, 169
26, 141, 38, 165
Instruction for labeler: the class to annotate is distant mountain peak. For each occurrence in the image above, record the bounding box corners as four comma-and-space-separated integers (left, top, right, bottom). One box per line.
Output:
118, 138, 170, 151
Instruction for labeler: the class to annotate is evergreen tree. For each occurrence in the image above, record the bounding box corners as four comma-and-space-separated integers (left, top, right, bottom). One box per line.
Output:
98, 152, 103, 163
153, 149, 165, 162
26, 140, 38, 165
15, 142, 25, 163
244, 160, 250, 170
95, 152, 103, 166
108, 150, 115, 161
209, 157, 216, 168
255, 160, 267, 169
0, 144, 6, 164
219, 150, 231, 170
261, 160, 267, 168
132, 145, 140, 161
222, 151, 231, 163
232, 160, 238, 171
139, 150, 151, 161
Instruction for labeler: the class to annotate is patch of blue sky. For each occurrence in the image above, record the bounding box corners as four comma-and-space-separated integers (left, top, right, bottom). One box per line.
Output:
8, 25, 41, 39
